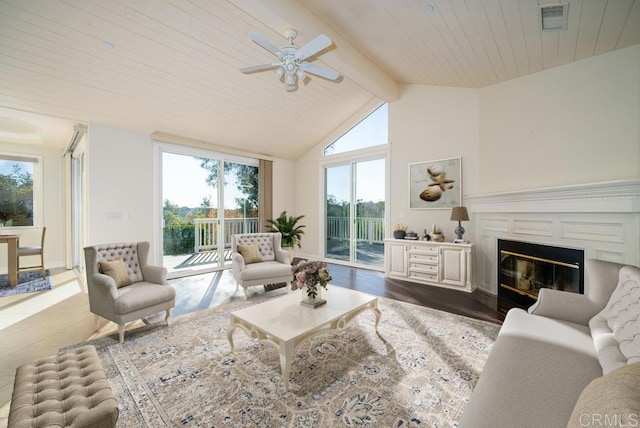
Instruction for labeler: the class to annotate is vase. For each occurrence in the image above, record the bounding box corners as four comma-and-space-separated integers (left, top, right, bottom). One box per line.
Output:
300, 285, 327, 308
431, 233, 445, 242
393, 230, 406, 239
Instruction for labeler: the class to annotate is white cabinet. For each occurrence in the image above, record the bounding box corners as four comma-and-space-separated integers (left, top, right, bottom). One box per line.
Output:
384, 239, 474, 292
385, 241, 408, 277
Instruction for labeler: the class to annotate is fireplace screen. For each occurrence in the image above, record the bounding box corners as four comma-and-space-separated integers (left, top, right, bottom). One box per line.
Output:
500, 251, 580, 300
497, 240, 584, 313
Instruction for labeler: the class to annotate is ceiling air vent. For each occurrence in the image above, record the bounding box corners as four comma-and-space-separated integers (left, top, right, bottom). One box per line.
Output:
539, 3, 569, 31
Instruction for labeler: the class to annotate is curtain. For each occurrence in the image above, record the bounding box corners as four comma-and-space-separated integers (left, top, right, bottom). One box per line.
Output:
258, 159, 273, 232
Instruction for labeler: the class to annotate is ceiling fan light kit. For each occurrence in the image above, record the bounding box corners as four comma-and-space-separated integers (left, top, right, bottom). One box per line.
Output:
240, 28, 340, 92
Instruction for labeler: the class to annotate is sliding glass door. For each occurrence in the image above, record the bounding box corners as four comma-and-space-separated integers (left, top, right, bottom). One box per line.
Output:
325, 158, 385, 268
160, 147, 258, 277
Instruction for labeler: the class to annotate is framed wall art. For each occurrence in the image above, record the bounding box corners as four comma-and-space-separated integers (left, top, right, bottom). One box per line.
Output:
409, 157, 462, 209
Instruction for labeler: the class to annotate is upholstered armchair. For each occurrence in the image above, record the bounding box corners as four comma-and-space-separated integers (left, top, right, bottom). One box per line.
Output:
84, 242, 176, 343
231, 233, 292, 299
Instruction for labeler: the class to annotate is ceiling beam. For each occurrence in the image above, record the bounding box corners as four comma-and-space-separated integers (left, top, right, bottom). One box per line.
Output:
228, 0, 399, 101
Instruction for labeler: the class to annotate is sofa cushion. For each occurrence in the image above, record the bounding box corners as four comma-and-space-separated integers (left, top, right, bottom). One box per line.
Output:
94, 243, 144, 283
589, 265, 640, 374
239, 261, 292, 282
99, 258, 132, 288
114, 282, 176, 315
235, 234, 276, 261
237, 244, 263, 264
568, 362, 640, 428
459, 308, 602, 428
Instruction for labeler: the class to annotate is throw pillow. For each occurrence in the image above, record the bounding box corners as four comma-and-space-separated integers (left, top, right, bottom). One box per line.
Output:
237, 244, 263, 264
589, 265, 640, 373
567, 362, 640, 428
99, 258, 132, 288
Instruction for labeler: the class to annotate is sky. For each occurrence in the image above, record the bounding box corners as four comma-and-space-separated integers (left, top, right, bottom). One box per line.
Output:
0, 159, 33, 176
162, 154, 248, 209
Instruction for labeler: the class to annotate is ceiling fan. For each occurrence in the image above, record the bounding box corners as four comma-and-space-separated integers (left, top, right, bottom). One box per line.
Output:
239, 28, 340, 92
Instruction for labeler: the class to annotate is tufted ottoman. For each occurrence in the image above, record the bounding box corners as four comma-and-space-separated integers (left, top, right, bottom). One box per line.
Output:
8, 345, 118, 428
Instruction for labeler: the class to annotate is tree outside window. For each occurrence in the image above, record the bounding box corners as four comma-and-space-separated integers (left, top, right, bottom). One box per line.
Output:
0, 157, 35, 227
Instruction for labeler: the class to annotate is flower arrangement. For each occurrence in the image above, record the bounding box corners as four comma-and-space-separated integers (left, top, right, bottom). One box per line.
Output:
393, 223, 408, 232
292, 260, 332, 299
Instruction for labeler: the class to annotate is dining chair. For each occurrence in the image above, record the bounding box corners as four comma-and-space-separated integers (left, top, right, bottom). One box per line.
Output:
17, 227, 46, 278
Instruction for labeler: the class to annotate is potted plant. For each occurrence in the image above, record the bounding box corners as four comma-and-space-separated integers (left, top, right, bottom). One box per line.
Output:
266, 211, 306, 249
393, 223, 408, 239
431, 225, 445, 242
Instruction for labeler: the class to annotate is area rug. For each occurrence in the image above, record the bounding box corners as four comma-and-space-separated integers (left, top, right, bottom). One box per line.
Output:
67, 290, 501, 427
0, 270, 52, 297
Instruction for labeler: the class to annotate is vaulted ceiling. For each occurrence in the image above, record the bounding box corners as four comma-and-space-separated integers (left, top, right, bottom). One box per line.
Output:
0, 0, 638, 159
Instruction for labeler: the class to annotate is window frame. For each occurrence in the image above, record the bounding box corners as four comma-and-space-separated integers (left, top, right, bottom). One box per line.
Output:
0, 151, 43, 230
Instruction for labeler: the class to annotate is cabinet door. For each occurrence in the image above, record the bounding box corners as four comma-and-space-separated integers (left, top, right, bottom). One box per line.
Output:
387, 243, 408, 277
439, 246, 467, 287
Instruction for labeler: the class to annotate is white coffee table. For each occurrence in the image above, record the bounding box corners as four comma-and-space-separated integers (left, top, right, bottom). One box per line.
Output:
226, 285, 381, 391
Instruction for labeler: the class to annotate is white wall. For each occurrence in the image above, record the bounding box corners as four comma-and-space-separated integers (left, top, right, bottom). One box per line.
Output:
85, 123, 296, 263
388, 84, 480, 243
85, 124, 156, 251
295, 45, 640, 262
478, 44, 640, 193
0, 143, 65, 273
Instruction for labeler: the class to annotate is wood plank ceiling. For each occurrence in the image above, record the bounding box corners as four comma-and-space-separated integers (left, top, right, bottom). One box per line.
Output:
0, 0, 638, 158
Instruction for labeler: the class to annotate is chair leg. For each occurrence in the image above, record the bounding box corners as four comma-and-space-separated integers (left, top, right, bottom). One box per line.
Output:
165, 309, 172, 325
40, 253, 45, 278
118, 324, 125, 344
243, 286, 249, 300
93, 315, 101, 332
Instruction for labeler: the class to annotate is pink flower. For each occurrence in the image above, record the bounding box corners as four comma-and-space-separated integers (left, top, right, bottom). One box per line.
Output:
296, 271, 307, 283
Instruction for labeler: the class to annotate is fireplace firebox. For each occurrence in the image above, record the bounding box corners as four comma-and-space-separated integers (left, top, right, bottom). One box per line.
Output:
497, 240, 584, 314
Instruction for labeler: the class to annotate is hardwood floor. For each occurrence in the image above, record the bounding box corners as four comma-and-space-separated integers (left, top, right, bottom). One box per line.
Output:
168, 262, 504, 324
327, 263, 504, 324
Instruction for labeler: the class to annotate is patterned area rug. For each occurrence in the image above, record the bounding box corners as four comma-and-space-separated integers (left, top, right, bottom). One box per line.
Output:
69, 290, 500, 427
0, 270, 52, 297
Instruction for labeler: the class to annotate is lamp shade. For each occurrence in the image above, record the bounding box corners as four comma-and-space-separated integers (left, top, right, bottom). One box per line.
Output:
450, 206, 469, 221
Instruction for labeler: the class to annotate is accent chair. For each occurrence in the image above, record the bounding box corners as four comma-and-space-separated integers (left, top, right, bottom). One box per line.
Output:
84, 241, 175, 343
231, 232, 292, 299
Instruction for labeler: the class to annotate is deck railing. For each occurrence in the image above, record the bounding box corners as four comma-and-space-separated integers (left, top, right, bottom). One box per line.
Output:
326, 216, 385, 244
192, 216, 384, 253
194, 218, 259, 252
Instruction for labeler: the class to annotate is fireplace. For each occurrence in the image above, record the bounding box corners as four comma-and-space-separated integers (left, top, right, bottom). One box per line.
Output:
497, 239, 584, 314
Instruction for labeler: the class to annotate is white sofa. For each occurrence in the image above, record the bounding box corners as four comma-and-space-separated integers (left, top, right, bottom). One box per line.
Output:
460, 259, 640, 428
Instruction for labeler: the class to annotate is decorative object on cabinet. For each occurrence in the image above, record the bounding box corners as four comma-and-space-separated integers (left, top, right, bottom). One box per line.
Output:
409, 157, 461, 209
450, 206, 470, 243
384, 239, 474, 292
393, 223, 408, 239
430, 225, 445, 242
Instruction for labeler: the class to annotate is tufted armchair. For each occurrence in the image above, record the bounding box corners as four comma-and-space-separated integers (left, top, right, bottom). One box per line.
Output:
84, 242, 175, 343
231, 233, 292, 299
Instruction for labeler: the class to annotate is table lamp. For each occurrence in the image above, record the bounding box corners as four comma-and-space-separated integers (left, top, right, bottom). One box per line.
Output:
450, 206, 469, 242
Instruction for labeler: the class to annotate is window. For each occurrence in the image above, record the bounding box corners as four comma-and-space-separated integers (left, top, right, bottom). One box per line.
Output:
324, 104, 388, 156
0, 154, 40, 227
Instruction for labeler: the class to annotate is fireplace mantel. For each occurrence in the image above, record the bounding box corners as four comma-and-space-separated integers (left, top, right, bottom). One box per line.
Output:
463, 180, 640, 295
465, 180, 640, 214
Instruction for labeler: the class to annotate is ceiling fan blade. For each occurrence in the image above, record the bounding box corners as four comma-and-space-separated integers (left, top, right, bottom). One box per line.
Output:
299, 62, 340, 80
248, 31, 282, 57
239, 63, 281, 73
295, 34, 333, 61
